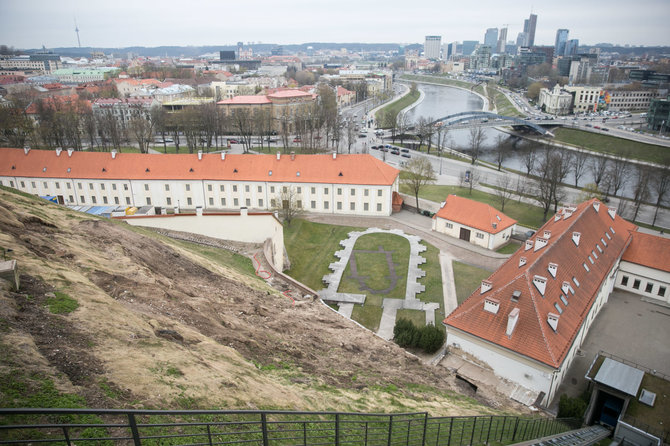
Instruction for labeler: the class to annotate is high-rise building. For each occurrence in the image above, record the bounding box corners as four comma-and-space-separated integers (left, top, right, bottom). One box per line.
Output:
565, 39, 580, 56
516, 32, 527, 48
523, 13, 538, 47
446, 41, 459, 60
484, 28, 498, 49
554, 29, 569, 58
424, 35, 442, 60
461, 40, 479, 57
497, 28, 508, 53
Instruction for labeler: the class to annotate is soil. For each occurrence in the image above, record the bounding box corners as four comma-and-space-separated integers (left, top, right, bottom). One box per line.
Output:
0, 188, 528, 415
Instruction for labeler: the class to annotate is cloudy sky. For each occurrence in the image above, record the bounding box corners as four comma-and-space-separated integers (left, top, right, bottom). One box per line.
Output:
1, 0, 668, 50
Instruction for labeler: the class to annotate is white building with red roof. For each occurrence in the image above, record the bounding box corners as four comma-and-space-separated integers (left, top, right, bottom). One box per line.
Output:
616, 232, 670, 306
432, 195, 516, 250
0, 149, 399, 216
444, 199, 639, 406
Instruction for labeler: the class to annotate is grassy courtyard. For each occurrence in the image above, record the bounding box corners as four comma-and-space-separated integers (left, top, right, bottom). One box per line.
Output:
452, 261, 492, 304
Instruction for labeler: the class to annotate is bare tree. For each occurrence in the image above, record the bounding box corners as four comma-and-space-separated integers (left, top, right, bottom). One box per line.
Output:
271, 185, 303, 225
604, 153, 631, 200
631, 165, 652, 222
650, 167, 670, 227
151, 107, 169, 153
588, 156, 609, 189
495, 175, 514, 212
459, 168, 481, 195
402, 157, 436, 212
493, 134, 507, 171
467, 125, 486, 165
571, 150, 589, 188
129, 115, 154, 153
82, 109, 97, 149
0, 106, 33, 148
383, 109, 398, 143
345, 117, 357, 154
522, 144, 537, 176
515, 176, 529, 202
397, 113, 411, 146
231, 108, 254, 153
536, 149, 570, 220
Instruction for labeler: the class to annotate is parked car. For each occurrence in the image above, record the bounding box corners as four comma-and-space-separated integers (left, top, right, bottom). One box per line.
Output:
391, 149, 400, 155
401, 153, 411, 158
228, 139, 239, 144
400, 148, 409, 153
293, 137, 302, 143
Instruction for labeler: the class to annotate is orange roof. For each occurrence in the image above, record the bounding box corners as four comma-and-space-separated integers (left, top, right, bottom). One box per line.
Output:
217, 95, 271, 105
25, 95, 91, 115
267, 89, 314, 99
0, 149, 399, 186
445, 199, 637, 369
621, 232, 670, 273
433, 195, 516, 234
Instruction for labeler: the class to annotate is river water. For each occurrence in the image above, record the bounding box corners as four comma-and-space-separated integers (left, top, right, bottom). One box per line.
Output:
405, 82, 645, 198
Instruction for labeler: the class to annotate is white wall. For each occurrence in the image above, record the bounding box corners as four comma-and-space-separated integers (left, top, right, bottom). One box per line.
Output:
616, 261, 670, 305
432, 216, 513, 250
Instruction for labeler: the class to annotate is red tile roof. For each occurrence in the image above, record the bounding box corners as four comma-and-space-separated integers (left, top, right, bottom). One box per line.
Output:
25, 95, 91, 115
217, 95, 272, 105
445, 199, 637, 368
0, 149, 399, 186
621, 232, 670, 273
433, 194, 516, 234
267, 89, 315, 99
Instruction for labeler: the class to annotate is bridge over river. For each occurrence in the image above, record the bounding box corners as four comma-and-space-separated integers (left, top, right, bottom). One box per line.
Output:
433, 111, 556, 137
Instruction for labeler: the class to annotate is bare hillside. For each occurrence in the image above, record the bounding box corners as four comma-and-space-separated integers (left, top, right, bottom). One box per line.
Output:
0, 187, 524, 415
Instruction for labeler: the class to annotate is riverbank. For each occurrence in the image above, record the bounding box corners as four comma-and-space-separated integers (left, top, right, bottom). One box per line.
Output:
374, 87, 421, 124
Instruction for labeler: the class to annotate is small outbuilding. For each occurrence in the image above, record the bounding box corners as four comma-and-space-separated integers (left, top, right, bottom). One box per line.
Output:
432, 195, 516, 250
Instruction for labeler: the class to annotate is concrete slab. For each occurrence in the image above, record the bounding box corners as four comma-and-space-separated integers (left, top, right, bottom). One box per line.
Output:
338, 303, 354, 318
378, 298, 404, 340
439, 251, 459, 317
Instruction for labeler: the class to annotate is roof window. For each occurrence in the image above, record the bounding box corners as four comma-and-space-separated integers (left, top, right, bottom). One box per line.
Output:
268, 170, 272, 176
560, 295, 569, 306
583, 263, 590, 272
573, 277, 580, 287
145, 168, 150, 172
554, 303, 563, 314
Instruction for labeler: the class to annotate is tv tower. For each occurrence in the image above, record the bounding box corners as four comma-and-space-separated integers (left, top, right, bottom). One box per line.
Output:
74, 18, 81, 48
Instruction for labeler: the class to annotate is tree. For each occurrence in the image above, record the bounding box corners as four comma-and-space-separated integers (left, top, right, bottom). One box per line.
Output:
272, 185, 303, 225
495, 175, 514, 212
129, 114, 154, 154
493, 134, 507, 171
522, 144, 537, 176
650, 167, 670, 227
604, 153, 630, 200
588, 156, 609, 189
631, 165, 652, 222
577, 183, 605, 203
536, 149, 570, 220
0, 106, 33, 148
526, 82, 545, 101
151, 107, 169, 153
571, 150, 589, 188
345, 117, 357, 154
402, 157, 436, 213
467, 125, 486, 165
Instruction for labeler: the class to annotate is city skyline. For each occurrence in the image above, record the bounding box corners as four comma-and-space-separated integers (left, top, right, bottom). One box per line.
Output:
1, 0, 669, 50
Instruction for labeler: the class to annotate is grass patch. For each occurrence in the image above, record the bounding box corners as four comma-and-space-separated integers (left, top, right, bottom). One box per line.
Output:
284, 219, 364, 291
375, 89, 421, 125
350, 304, 384, 332
452, 261, 491, 304
45, 291, 79, 314
396, 309, 426, 327
399, 183, 547, 229
552, 127, 670, 165
496, 241, 521, 255
418, 243, 445, 322
623, 373, 670, 433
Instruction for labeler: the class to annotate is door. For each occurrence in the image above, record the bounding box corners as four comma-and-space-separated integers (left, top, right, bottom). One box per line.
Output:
460, 228, 471, 241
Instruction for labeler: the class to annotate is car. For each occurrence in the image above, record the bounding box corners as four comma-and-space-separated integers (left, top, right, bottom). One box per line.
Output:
525, 230, 536, 239
391, 150, 400, 155
400, 148, 409, 153
401, 153, 411, 158
384, 144, 392, 149
602, 128, 609, 132
380, 147, 388, 152
593, 125, 600, 129
585, 124, 592, 128
228, 139, 239, 144
370, 145, 379, 150
293, 137, 302, 143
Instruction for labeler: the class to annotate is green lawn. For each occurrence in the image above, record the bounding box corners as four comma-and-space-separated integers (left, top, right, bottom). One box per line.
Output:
496, 241, 521, 255
396, 309, 426, 327
552, 128, 670, 165
283, 219, 364, 291
418, 243, 445, 323
489, 88, 523, 117
452, 261, 491, 304
375, 89, 421, 125
399, 184, 547, 229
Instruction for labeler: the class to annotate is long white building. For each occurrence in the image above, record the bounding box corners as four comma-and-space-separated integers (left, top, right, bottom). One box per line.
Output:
0, 149, 400, 217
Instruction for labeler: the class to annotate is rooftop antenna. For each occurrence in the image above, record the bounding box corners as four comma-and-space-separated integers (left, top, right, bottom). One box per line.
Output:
74, 18, 81, 48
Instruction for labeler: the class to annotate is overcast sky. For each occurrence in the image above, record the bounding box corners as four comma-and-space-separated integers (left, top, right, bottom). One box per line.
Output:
1, 0, 668, 50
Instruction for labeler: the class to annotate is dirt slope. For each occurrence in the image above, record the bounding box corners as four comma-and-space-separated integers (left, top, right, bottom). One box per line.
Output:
0, 187, 525, 415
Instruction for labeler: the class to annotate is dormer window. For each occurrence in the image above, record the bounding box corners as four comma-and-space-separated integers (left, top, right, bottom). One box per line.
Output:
483, 298, 500, 314
511, 290, 521, 302
145, 168, 150, 172
533, 275, 547, 296
43, 167, 47, 172
268, 170, 272, 176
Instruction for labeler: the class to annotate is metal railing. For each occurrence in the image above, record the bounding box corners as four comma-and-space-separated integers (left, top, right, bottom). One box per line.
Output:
0, 409, 582, 446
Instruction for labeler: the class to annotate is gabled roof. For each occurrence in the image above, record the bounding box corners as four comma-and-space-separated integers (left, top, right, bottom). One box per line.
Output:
433, 194, 516, 234
0, 149, 399, 186
621, 231, 670, 273
267, 89, 315, 100
445, 199, 637, 369
217, 95, 272, 105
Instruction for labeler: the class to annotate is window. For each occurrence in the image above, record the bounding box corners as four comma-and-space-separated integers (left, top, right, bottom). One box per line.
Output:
311, 187, 316, 194
297, 187, 301, 194
258, 186, 262, 193
554, 303, 563, 314
633, 279, 640, 290
476, 233, 484, 239
324, 188, 329, 194
69, 195, 74, 202
596, 244, 603, 253
146, 197, 151, 205
258, 199, 263, 207
207, 184, 212, 192
588, 256, 594, 264
364, 203, 369, 211
560, 295, 569, 306
220, 185, 225, 192
186, 184, 191, 192
351, 189, 355, 196
112, 184, 116, 191
621, 275, 629, 286
80, 196, 85, 203
324, 201, 329, 209
583, 263, 589, 272
446, 222, 453, 229
100, 183, 105, 190
337, 188, 342, 195
270, 186, 275, 193
92, 196, 97, 204
659, 286, 667, 297
377, 203, 382, 212
103, 196, 108, 204
271, 199, 276, 208
166, 197, 171, 205
125, 197, 130, 205
246, 198, 251, 206
221, 198, 226, 206
350, 202, 355, 211
187, 197, 193, 206
233, 185, 238, 192
337, 202, 342, 210
645, 283, 653, 293
573, 277, 580, 287
311, 200, 316, 209
234, 198, 239, 206
55, 182, 60, 189
123, 184, 128, 191
89, 183, 93, 190
209, 197, 214, 206
605, 232, 611, 240
297, 200, 302, 208
21, 181, 25, 188
144, 184, 149, 191
378, 189, 382, 197
245, 185, 250, 192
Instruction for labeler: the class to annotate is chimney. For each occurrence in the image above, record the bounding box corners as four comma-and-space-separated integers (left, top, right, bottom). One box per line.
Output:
240, 206, 248, 217
506, 308, 520, 336
56, 148, 62, 157
534, 237, 548, 251
197, 150, 203, 160
221, 152, 226, 160
67, 148, 74, 157
440, 201, 446, 208
332, 152, 337, 160
483, 297, 500, 314
533, 275, 547, 296
548, 262, 558, 278
518, 257, 527, 268
572, 232, 581, 246
111, 150, 117, 159
563, 211, 573, 220
23, 147, 30, 155
593, 201, 600, 213
543, 230, 551, 239
607, 207, 616, 220
547, 313, 559, 331
525, 240, 533, 251
511, 290, 521, 302
290, 151, 295, 160
196, 206, 203, 216
276, 151, 281, 161
480, 280, 493, 294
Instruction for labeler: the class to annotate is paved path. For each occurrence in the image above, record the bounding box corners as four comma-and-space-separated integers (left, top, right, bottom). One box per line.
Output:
439, 251, 459, 317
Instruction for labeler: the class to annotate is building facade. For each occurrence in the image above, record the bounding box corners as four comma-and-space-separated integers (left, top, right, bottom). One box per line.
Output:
565, 86, 602, 113
647, 95, 670, 132
0, 149, 400, 217
615, 232, 670, 306
538, 84, 573, 115
484, 29, 498, 50
424, 36, 442, 60
554, 29, 569, 58
607, 89, 663, 111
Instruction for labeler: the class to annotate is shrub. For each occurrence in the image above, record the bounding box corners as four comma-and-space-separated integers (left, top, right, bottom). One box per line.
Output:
557, 393, 588, 419
418, 324, 445, 353
393, 318, 445, 353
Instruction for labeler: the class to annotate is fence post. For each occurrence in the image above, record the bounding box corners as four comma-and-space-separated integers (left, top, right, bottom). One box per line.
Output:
511, 417, 519, 441
469, 417, 477, 446
486, 415, 493, 444
207, 424, 213, 446
62, 427, 72, 446
335, 413, 340, 446
128, 413, 142, 446
261, 413, 269, 446
447, 417, 453, 446
303, 421, 307, 446
387, 414, 394, 446
421, 412, 428, 446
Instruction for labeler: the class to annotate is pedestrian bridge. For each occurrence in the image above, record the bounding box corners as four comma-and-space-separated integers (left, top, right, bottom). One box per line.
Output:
433, 111, 555, 137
